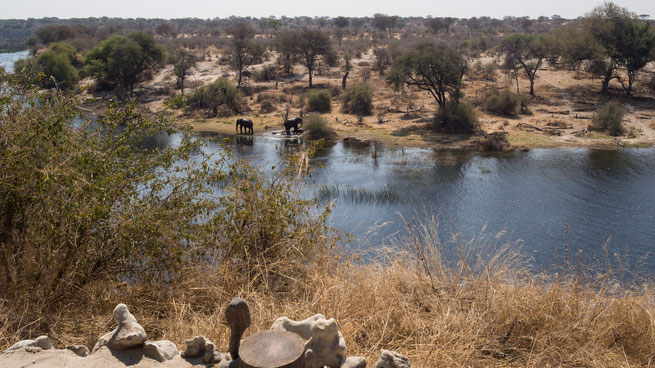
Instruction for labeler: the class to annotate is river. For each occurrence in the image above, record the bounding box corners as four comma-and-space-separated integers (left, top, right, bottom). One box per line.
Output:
173, 132, 655, 273
0, 50, 29, 72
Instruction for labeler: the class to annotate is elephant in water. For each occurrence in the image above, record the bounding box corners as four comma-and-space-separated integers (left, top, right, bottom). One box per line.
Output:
236, 118, 253, 135
284, 117, 303, 135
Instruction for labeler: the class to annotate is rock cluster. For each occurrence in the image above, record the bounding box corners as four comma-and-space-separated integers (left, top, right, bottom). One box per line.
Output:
2, 299, 411, 368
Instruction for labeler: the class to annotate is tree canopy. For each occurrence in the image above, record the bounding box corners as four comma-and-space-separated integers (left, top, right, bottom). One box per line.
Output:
83, 32, 167, 96
386, 42, 466, 107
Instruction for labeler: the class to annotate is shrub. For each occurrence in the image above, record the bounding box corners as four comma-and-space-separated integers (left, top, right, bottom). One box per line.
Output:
254, 64, 278, 82
591, 102, 625, 136
36, 43, 79, 90
483, 88, 520, 116
306, 89, 332, 113
260, 100, 276, 113
341, 83, 374, 116
187, 78, 242, 116
434, 102, 477, 133
304, 114, 337, 140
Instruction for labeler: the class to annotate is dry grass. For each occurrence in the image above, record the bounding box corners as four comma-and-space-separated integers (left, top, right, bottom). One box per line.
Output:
2, 218, 655, 368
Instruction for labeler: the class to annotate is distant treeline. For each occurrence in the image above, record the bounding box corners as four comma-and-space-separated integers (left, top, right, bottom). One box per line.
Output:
0, 14, 575, 52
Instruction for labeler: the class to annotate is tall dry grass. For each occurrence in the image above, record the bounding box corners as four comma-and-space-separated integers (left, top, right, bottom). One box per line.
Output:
2, 216, 655, 368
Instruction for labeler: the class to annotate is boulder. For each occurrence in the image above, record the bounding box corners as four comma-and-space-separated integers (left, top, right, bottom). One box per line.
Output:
271, 314, 347, 368
181, 335, 222, 364
66, 345, 89, 357
373, 350, 410, 368
341, 356, 367, 368
143, 340, 178, 362
5, 335, 53, 352
92, 304, 147, 353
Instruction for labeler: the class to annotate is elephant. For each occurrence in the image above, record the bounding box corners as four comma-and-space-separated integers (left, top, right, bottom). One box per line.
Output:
284, 117, 303, 135
236, 118, 253, 135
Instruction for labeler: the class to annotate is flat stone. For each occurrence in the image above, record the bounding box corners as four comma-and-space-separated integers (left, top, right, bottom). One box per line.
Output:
239, 330, 304, 368
5, 336, 53, 352
143, 340, 179, 362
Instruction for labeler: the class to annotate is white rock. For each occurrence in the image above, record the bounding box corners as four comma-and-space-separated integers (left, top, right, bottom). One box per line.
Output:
66, 345, 89, 357
5, 335, 53, 352
341, 356, 367, 368
374, 350, 410, 368
92, 304, 147, 353
143, 340, 179, 362
181, 335, 222, 364
271, 314, 347, 368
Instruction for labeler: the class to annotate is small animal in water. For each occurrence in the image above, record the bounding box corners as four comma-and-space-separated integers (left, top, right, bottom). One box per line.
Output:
236, 118, 254, 135
284, 117, 303, 135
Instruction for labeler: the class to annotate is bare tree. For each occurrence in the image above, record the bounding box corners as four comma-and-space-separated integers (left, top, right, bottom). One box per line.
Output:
294, 28, 333, 88
227, 22, 264, 87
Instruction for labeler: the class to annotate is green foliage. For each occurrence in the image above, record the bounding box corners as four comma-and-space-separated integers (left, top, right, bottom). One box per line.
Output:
303, 114, 337, 140
170, 48, 198, 93
0, 69, 335, 310
500, 33, 548, 96
387, 42, 465, 107
83, 33, 167, 95
254, 64, 278, 82
306, 89, 332, 113
341, 83, 374, 116
36, 42, 79, 90
294, 28, 333, 87
483, 88, 520, 116
592, 102, 625, 136
434, 102, 477, 133
187, 77, 242, 116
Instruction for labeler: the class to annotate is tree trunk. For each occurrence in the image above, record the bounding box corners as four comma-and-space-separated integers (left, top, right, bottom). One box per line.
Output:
601, 68, 613, 94
342, 71, 349, 89
529, 78, 534, 96
308, 64, 313, 88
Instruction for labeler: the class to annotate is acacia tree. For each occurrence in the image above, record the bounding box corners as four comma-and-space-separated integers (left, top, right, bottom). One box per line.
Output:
554, 3, 655, 94
386, 42, 465, 108
274, 30, 299, 76
500, 33, 548, 96
227, 22, 265, 88
294, 28, 333, 88
171, 48, 198, 94
333, 16, 349, 47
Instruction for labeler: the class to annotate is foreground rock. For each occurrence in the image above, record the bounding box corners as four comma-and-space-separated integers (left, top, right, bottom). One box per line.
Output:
66, 345, 89, 357
341, 356, 367, 368
93, 304, 147, 353
181, 335, 222, 364
374, 350, 410, 368
5, 336, 53, 352
271, 314, 347, 368
143, 340, 178, 362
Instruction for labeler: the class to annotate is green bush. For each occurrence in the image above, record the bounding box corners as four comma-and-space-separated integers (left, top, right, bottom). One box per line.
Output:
434, 102, 477, 133
254, 64, 278, 82
483, 88, 519, 116
36, 43, 79, 90
592, 102, 625, 136
307, 89, 332, 113
341, 83, 374, 116
0, 69, 334, 316
187, 78, 242, 116
304, 114, 337, 140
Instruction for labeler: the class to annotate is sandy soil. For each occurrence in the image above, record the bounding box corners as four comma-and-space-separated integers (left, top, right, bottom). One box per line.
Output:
0, 346, 206, 368
79, 49, 655, 149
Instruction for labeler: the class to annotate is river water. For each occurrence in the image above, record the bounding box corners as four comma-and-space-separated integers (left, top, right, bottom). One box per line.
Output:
180, 132, 655, 273
0, 50, 29, 72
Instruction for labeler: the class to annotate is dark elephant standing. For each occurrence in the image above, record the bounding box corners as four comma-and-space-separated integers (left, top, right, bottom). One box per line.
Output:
236, 118, 253, 135
284, 117, 303, 135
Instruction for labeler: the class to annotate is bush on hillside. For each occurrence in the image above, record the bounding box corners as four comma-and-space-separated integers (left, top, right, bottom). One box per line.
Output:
306, 89, 332, 113
591, 102, 625, 136
434, 102, 477, 133
341, 83, 374, 116
303, 114, 337, 140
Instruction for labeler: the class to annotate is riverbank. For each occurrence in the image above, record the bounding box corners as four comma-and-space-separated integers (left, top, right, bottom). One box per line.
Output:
2, 237, 654, 368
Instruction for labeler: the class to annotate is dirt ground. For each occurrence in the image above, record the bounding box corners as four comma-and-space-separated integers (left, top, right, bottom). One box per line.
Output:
79, 49, 655, 149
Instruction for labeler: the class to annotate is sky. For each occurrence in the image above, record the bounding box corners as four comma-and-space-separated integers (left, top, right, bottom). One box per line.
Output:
1, 0, 653, 20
